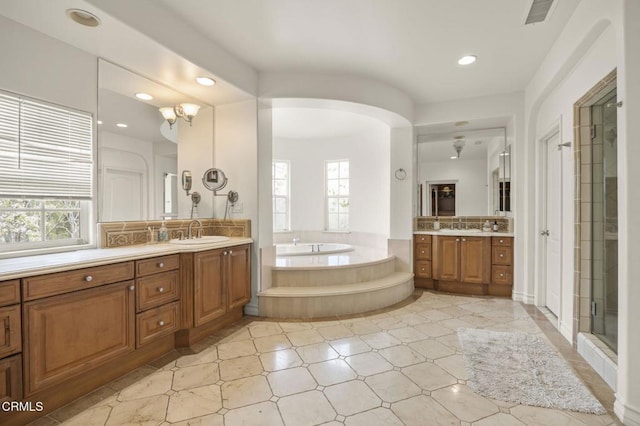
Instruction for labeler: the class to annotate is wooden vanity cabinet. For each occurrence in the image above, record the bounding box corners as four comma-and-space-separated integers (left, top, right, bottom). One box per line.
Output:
489, 237, 514, 297
432, 235, 491, 295
23, 280, 135, 396
0, 279, 22, 404
193, 244, 251, 326
413, 235, 433, 288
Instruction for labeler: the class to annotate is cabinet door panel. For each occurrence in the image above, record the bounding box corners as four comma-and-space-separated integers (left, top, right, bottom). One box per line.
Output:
23, 281, 135, 396
415, 261, 432, 279
136, 270, 180, 312
438, 237, 459, 281
193, 250, 226, 326
415, 244, 432, 260
460, 237, 490, 284
0, 354, 22, 403
492, 246, 513, 265
227, 245, 251, 310
0, 305, 21, 358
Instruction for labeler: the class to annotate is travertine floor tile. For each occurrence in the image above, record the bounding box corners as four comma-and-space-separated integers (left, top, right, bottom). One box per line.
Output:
365, 370, 421, 402
39, 290, 615, 426
431, 384, 499, 422
267, 367, 317, 397
308, 359, 357, 386
324, 380, 381, 416
277, 390, 336, 425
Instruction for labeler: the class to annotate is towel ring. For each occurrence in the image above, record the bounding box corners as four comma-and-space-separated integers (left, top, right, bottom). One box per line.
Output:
394, 168, 407, 180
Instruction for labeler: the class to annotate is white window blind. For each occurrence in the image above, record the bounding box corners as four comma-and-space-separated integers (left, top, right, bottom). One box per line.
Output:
0, 92, 93, 199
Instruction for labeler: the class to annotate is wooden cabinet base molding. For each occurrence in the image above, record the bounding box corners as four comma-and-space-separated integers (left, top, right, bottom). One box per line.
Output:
175, 306, 244, 348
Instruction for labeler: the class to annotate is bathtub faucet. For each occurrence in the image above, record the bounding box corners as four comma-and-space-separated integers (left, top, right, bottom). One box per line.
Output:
311, 244, 323, 252
292, 237, 300, 246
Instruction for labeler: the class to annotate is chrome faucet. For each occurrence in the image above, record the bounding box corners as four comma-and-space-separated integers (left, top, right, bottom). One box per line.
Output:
188, 219, 203, 239
292, 237, 300, 246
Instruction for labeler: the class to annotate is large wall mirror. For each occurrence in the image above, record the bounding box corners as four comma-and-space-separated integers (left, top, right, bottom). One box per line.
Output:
97, 59, 213, 221
416, 121, 512, 217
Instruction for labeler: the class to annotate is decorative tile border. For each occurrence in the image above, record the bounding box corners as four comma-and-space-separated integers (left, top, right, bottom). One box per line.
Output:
98, 219, 251, 248
414, 216, 512, 233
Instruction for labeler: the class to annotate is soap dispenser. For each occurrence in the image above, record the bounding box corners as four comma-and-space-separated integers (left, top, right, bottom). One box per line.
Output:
483, 220, 491, 232
433, 217, 440, 231
159, 221, 168, 242
492, 220, 499, 232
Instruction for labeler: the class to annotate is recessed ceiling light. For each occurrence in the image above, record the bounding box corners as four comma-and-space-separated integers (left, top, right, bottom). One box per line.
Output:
66, 9, 101, 27
97, 120, 103, 125
116, 123, 128, 128
135, 92, 153, 101
450, 156, 458, 160
458, 55, 477, 65
196, 76, 216, 86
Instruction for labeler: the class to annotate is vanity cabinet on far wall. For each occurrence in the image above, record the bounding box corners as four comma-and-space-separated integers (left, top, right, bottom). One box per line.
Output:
413, 234, 513, 297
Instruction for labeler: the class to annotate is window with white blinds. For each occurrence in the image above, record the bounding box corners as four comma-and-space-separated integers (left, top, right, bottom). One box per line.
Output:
0, 91, 93, 199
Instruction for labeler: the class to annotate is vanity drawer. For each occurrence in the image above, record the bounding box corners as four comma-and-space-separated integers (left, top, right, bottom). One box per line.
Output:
415, 261, 432, 279
492, 265, 513, 285
136, 302, 180, 348
0, 305, 21, 358
415, 244, 432, 260
415, 235, 431, 244
0, 280, 20, 307
136, 271, 179, 312
492, 237, 512, 247
492, 246, 513, 265
136, 255, 179, 277
23, 262, 135, 301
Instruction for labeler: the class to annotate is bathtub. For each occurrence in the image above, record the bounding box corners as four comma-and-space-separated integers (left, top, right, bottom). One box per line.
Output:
275, 243, 354, 256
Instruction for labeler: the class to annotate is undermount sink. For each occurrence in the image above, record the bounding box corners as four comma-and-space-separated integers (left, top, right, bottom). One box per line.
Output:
439, 228, 482, 233
169, 236, 230, 245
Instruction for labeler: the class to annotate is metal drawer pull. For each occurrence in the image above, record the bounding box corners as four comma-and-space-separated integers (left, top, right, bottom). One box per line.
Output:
462, 238, 466, 242
229, 250, 233, 254
84, 275, 93, 282
224, 251, 228, 256
158, 320, 165, 326
421, 250, 425, 254
500, 254, 504, 257
158, 262, 164, 268
500, 273, 505, 277
129, 285, 135, 291
499, 239, 504, 243
158, 287, 164, 293
456, 238, 459, 242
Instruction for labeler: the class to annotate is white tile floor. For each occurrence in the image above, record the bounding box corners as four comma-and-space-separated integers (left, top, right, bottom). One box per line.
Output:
33, 291, 618, 426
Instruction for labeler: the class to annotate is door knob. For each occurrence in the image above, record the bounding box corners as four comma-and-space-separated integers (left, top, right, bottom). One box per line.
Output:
540, 230, 550, 236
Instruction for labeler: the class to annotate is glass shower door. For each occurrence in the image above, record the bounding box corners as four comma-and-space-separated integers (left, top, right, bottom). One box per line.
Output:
591, 89, 618, 352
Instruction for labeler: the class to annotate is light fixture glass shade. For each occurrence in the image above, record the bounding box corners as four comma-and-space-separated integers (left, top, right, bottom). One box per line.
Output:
458, 55, 477, 65
159, 107, 177, 128
179, 103, 200, 118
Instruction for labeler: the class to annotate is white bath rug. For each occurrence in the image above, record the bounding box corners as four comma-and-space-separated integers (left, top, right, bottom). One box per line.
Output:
457, 328, 606, 414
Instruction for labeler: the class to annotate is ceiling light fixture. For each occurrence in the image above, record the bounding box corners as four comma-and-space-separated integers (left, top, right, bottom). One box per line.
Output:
116, 123, 128, 128
196, 77, 216, 86
452, 136, 466, 158
458, 55, 477, 65
159, 103, 201, 129
135, 92, 153, 101
66, 9, 101, 27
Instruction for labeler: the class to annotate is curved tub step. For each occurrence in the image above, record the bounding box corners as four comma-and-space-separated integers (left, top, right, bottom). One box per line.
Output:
258, 272, 414, 319
272, 256, 396, 288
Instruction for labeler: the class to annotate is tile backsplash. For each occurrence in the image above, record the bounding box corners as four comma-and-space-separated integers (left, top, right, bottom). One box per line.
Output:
98, 219, 251, 248
415, 216, 512, 233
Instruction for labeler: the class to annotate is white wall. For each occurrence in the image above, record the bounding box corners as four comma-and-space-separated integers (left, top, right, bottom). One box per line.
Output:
532, 25, 617, 341
420, 159, 487, 216
214, 100, 259, 314
177, 106, 215, 219
273, 122, 391, 236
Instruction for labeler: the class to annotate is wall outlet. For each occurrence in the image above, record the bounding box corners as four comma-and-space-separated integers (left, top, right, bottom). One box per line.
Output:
232, 202, 243, 213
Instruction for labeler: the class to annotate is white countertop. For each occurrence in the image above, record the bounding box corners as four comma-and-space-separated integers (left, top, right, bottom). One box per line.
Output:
0, 237, 253, 280
414, 231, 514, 237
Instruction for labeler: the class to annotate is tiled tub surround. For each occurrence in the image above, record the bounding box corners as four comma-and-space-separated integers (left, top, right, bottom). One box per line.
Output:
33, 290, 617, 426
260, 247, 413, 319
98, 219, 251, 248
415, 216, 512, 233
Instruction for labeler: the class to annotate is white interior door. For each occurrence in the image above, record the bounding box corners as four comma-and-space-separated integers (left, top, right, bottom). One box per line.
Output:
544, 131, 562, 316
103, 168, 144, 221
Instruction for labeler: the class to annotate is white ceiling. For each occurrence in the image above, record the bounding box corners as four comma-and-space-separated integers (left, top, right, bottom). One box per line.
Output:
158, 0, 580, 103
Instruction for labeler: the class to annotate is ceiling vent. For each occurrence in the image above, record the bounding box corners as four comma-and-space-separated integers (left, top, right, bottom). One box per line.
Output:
524, 0, 555, 25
